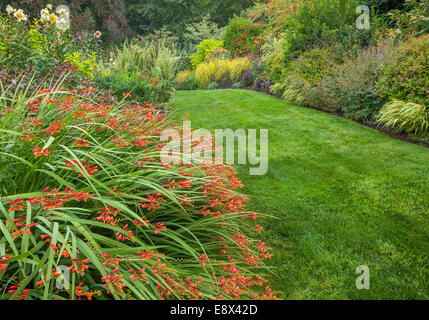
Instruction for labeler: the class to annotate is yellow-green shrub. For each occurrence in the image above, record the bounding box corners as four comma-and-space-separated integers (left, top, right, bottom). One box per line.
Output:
195, 61, 216, 88
230, 57, 251, 82
194, 57, 252, 89
376, 100, 429, 134
189, 39, 224, 69
213, 59, 232, 82
65, 51, 97, 79
176, 69, 194, 89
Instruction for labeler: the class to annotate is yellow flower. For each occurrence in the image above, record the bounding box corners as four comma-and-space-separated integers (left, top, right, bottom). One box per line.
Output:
47, 4, 53, 10
14, 9, 27, 22
6, 5, 15, 15
49, 13, 57, 23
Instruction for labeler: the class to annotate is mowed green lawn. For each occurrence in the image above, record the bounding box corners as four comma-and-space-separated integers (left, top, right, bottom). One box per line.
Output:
170, 89, 429, 300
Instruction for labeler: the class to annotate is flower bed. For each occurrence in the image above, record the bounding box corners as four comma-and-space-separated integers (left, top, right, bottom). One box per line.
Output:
0, 85, 277, 300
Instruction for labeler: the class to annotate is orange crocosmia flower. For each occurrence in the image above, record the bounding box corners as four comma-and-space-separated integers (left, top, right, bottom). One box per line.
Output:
154, 222, 166, 234
45, 120, 65, 136
8, 197, 25, 212
75, 137, 89, 147
20, 133, 35, 141
198, 253, 208, 267
32, 146, 51, 157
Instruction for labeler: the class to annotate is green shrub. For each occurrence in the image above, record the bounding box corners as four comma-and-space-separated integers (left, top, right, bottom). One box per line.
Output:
207, 81, 220, 90
272, 84, 306, 106
189, 39, 224, 69
184, 73, 197, 90
318, 38, 399, 120
95, 40, 178, 104
287, 48, 339, 86
342, 89, 388, 123
281, 0, 362, 59
377, 34, 429, 106
222, 16, 262, 56
232, 82, 242, 89
377, 99, 429, 134
388, 0, 429, 37
183, 15, 225, 46
94, 75, 155, 102
261, 36, 286, 83
247, 0, 302, 36
273, 36, 401, 122
274, 47, 339, 109
65, 51, 97, 79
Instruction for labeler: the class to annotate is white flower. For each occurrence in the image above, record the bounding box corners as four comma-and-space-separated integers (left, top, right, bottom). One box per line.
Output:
13, 9, 27, 22
6, 5, 15, 15
94, 31, 102, 38
47, 4, 53, 10
41, 8, 50, 21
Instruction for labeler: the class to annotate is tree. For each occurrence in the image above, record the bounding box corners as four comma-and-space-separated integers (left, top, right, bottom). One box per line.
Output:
125, 0, 254, 41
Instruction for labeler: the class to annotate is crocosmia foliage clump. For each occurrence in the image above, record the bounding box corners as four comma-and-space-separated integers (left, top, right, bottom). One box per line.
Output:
0, 82, 278, 300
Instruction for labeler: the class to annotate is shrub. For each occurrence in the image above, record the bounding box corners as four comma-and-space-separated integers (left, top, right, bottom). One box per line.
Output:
281, 0, 363, 59
248, 0, 302, 36
195, 61, 216, 88
317, 38, 399, 120
261, 36, 286, 83
0, 62, 86, 94
94, 75, 155, 103
205, 49, 231, 62
152, 47, 179, 103
184, 73, 197, 90
377, 99, 429, 134
183, 15, 226, 46
388, 0, 429, 37
0, 84, 277, 300
342, 88, 388, 123
377, 35, 429, 107
65, 51, 97, 79
137, 28, 179, 51
176, 70, 194, 89
281, 86, 307, 106
287, 48, 339, 87
273, 47, 339, 109
213, 60, 232, 82
232, 82, 242, 89
0, 6, 99, 80
277, 37, 400, 122
230, 58, 252, 82
189, 39, 224, 69
95, 40, 178, 104
222, 16, 263, 56
207, 82, 220, 90
194, 58, 251, 89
